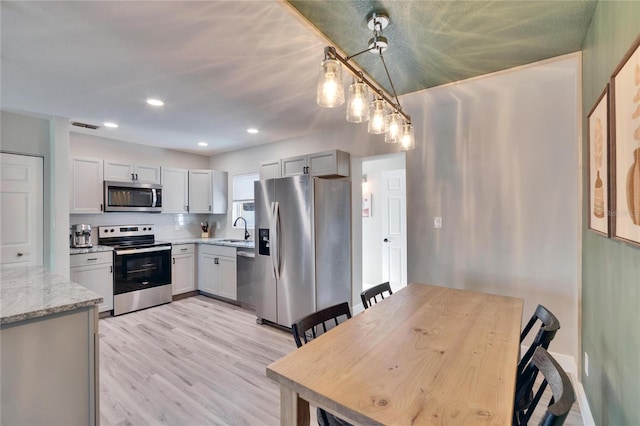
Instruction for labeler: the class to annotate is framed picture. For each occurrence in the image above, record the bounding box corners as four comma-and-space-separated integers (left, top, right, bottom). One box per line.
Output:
587, 86, 610, 236
610, 34, 640, 247
362, 192, 371, 217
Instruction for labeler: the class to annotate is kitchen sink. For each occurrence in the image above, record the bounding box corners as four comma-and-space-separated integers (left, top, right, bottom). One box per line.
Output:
220, 239, 247, 243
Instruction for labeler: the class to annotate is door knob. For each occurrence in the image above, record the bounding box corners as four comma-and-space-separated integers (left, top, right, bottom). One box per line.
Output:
17, 252, 24, 256
383, 238, 389, 243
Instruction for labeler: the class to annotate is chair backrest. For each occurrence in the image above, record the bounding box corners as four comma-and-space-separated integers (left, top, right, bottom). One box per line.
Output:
515, 347, 575, 426
360, 282, 393, 309
291, 302, 352, 348
518, 305, 560, 375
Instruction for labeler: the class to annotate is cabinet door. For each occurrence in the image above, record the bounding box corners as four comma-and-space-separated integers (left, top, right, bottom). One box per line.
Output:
162, 168, 189, 213
260, 160, 282, 180
70, 157, 104, 214
281, 155, 307, 177
197, 252, 218, 294
172, 252, 195, 295
189, 170, 212, 213
70, 263, 113, 313
211, 170, 228, 214
104, 160, 134, 182
308, 150, 350, 177
217, 256, 237, 300
135, 164, 161, 184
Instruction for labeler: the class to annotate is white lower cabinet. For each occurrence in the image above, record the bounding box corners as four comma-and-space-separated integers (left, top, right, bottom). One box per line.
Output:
197, 245, 237, 301
172, 244, 195, 295
70, 251, 113, 313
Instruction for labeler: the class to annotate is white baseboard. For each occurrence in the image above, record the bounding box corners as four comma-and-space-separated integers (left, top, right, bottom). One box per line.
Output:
521, 346, 595, 426
352, 302, 364, 315
573, 378, 596, 426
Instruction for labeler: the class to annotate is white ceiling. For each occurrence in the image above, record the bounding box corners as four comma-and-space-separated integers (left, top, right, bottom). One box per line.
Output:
1, 1, 348, 155
1, 1, 596, 156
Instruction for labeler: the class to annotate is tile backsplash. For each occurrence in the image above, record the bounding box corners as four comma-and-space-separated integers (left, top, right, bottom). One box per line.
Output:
70, 213, 223, 240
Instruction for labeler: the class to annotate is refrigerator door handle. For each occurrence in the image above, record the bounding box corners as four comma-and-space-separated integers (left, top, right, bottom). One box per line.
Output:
270, 202, 281, 280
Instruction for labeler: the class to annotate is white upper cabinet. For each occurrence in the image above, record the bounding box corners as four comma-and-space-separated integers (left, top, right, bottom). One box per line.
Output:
188, 170, 228, 214
161, 167, 189, 213
259, 159, 282, 180
281, 155, 307, 177
104, 160, 161, 184
280, 150, 350, 178
70, 156, 104, 214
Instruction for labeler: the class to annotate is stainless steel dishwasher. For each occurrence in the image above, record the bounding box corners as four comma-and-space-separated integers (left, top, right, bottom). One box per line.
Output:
236, 248, 255, 310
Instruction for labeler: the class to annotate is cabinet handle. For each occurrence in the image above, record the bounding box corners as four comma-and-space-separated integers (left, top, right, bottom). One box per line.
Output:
185, 205, 188, 211
214, 257, 219, 265
173, 258, 176, 264
180, 248, 188, 252
110, 265, 113, 273
209, 205, 212, 212
131, 173, 135, 181
87, 257, 98, 261
135, 173, 139, 181
100, 203, 103, 212
17, 252, 24, 257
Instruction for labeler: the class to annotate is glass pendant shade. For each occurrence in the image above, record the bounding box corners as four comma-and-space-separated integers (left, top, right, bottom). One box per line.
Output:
399, 122, 415, 150
368, 99, 388, 134
385, 112, 403, 143
346, 81, 370, 123
316, 58, 345, 108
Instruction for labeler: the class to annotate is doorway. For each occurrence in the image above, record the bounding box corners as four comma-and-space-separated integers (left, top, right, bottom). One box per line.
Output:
0, 153, 44, 266
361, 153, 407, 294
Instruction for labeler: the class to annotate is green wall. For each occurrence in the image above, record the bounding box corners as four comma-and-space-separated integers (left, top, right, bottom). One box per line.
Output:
581, 2, 640, 425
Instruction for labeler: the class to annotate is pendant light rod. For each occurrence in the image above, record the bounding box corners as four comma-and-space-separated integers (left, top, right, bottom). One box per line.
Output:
324, 46, 411, 124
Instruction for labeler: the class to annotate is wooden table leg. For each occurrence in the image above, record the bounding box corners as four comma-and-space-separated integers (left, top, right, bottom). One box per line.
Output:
280, 385, 310, 426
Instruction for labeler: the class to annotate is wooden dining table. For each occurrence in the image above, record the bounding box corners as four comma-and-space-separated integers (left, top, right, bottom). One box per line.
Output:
266, 283, 524, 426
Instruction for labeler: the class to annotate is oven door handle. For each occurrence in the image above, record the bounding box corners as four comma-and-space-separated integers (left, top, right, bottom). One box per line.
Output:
115, 246, 172, 255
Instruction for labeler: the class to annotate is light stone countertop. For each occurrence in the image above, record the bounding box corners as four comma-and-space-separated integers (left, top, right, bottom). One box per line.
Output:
69, 245, 114, 255
170, 237, 255, 249
0, 266, 103, 325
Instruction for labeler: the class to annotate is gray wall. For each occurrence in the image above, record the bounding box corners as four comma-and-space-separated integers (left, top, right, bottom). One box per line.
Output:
581, 2, 640, 424
211, 55, 581, 360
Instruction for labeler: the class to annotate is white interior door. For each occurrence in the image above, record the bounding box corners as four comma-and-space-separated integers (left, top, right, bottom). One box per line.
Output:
0, 153, 44, 266
381, 169, 407, 291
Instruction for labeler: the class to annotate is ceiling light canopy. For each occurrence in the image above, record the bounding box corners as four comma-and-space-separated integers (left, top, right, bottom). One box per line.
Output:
316, 12, 414, 150
247, 128, 259, 134
198, 141, 208, 147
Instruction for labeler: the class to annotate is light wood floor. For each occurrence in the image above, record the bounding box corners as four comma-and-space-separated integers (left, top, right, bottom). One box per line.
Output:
99, 295, 583, 425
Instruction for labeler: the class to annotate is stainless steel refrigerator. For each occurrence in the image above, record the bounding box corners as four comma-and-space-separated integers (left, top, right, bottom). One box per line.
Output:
254, 175, 351, 328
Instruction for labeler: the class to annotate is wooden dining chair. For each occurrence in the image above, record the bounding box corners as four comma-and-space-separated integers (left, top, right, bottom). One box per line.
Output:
291, 302, 352, 426
291, 302, 352, 348
513, 347, 575, 426
515, 305, 561, 417
360, 282, 393, 309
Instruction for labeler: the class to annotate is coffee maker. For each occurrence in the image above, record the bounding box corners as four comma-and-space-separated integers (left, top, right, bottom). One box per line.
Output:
70, 224, 93, 248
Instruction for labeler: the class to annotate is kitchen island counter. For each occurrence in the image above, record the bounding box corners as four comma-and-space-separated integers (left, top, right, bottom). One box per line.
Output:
0, 265, 102, 325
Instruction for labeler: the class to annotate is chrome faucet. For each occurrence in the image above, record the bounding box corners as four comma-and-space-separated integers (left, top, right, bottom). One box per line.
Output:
233, 216, 251, 241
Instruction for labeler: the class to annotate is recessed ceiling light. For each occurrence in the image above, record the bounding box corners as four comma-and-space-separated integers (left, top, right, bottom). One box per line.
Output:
146, 98, 164, 107
198, 141, 208, 147
103, 122, 119, 128
247, 128, 259, 134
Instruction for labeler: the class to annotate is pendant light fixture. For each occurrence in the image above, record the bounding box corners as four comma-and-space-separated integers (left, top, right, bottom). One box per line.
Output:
346, 76, 369, 123
316, 12, 415, 150
316, 58, 344, 108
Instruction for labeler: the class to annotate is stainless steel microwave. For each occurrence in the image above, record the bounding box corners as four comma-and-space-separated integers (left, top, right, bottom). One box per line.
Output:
104, 181, 162, 212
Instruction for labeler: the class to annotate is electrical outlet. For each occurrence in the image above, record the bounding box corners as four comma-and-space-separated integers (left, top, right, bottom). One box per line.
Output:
584, 352, 589, 377
434, 217, 442, 229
